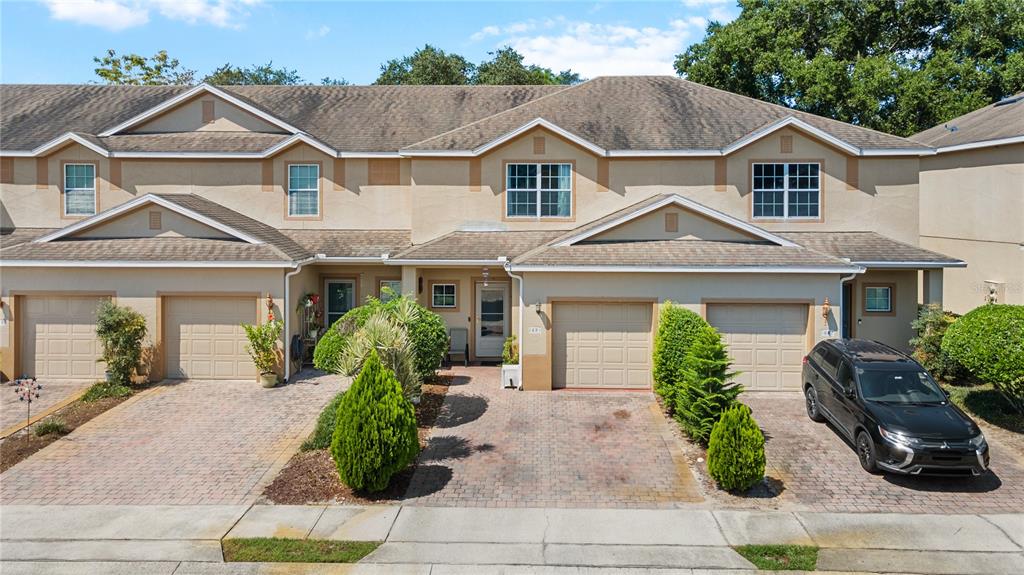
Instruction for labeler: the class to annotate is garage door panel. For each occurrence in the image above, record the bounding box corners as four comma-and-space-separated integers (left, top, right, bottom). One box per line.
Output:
22, 295, 107, 380
553, 302, 652, 389
707, 303, 807, 392
166, 296, 255, 380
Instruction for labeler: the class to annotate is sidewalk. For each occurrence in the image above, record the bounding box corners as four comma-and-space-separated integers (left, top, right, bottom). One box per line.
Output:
1, 504, 1022, 574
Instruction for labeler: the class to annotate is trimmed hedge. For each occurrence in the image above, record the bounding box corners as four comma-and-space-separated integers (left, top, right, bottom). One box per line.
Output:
674, 325, 743, 446
707, 404, 765, 492
653, 302, 709, 408
330, 351, 419, 492
942, 304, 1024, 413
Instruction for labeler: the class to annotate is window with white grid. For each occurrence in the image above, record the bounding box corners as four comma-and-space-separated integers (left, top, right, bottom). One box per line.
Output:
63, 163, 96, 216
752, 163, 820, 219
288, 164, 319, 217
506, 163, 572, 218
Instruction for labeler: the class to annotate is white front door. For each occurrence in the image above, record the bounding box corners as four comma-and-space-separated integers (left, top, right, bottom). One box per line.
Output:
475, 282, 508, 358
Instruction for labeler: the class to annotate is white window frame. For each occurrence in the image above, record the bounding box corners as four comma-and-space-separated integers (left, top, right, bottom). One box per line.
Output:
287, 163, 320, 217
505, 162, 573, 219
751, 162, 820, 220
431, 283, 457, 308
864, 286, 892, 313
379, 279, 403, 302
63, 163, 96, 216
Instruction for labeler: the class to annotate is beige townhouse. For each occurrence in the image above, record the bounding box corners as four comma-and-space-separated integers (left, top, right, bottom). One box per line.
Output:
912, 93, 1024, 314
0, 77, 964, 391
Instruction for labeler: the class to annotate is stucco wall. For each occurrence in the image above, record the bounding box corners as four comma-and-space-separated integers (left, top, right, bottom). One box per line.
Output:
131, 95, 284, 133
77, 205, 231, 239
848, 269, 918, 350
592, 205, 757, 242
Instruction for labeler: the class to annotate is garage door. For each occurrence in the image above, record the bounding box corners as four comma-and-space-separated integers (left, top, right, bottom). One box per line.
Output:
21, 295, 108, 380
553, 302, 652, 389
165, 296, 256, 380
706, 303, 808, 391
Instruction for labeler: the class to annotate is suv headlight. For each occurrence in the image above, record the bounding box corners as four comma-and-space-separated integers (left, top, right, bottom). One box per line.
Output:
878, 426, 923, 448
969, 432, 987, 449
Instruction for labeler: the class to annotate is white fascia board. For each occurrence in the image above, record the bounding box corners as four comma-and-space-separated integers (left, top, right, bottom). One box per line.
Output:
3, 260, 294, 268
4, 133, 112, 158
33, 194, 264, 245
553, 194, 799, 248
384, 258, 507, 266
260, 133, 338, 158
399, 118, 607, 158
860, 148, 936, 156
314, 256, 386, 263
934, 135, 1024, 154
723, 116, 861, 156
607, 149, 721, 157
509, 264, 865, 274
337, 152, 404, 158
98, 84, 301, 137
855, 260, 967, 269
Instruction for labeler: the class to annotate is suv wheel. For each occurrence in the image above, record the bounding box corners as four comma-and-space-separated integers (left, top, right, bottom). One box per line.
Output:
804, 386, 825, 422
856, 431, 879, 474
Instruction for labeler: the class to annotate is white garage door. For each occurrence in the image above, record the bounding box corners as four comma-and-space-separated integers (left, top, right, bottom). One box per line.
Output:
21, 295, 108, 380
553, 302, 652, 389
165, 296, 256, 380
706, 303, 808, 391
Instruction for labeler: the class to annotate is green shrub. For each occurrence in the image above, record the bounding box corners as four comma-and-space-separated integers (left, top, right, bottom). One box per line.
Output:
330, 350, 419, 492
95, 301, 148, 385
243, 319, 283, 375
674, 325, 743, 445
652, 302, 708, 409
502, 335, 519, 364
942, 304, 1024, 412
339, 310, 421, 399
301, 392, 345, 451
312, 324, 347, 373
82, 381, 134, 402
34, 417, 68, 437
910, 304, 967, 382
707, 404, 765, 492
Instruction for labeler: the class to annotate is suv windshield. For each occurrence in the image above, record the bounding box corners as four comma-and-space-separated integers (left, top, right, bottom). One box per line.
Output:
856, 368, 946, 404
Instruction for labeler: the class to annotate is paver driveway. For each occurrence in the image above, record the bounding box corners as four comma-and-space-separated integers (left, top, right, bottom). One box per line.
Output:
1, 380, 93, 438
0, 372, 340, 505
711, 392, 1024, 513
403, 366, 702, 508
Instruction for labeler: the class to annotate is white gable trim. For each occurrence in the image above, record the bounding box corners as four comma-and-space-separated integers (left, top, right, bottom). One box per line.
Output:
0, 132, 111, 158
261, 133, 338, 158
400, 118, 608, 157
33, 194, 264, 245
933, 135, 1024, 154
98, 84, 302, 137
725, 116, 861, 156
510, 264, 864, 274
552, 194, 800, 248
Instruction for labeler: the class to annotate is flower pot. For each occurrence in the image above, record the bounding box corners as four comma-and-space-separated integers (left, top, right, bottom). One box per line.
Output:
500, 364, 521, 389
259, 373, 278, 388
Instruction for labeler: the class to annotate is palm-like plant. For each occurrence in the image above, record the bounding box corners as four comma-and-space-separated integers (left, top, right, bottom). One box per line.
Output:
337, 310, 421, 399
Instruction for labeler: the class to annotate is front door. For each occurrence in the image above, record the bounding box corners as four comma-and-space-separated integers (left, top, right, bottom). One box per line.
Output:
475, 282, 508, 358
325, 279, 356, 328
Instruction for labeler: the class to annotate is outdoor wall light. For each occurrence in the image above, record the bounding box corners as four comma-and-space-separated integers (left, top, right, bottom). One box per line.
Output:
821, 297, 831, 320
534, 301, 542, 313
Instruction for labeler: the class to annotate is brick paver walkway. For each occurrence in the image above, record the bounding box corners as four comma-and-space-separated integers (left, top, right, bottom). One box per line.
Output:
403, 366, 702, 508
1, 379, 93, 437
693, 392, 1024, 513
0, 371, 340, 505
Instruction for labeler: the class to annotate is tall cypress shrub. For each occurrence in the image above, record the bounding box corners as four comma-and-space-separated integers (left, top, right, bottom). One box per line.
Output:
330, 350, 419, 492
674, 325, 743, 445
707, 404, 765, 492
652, 302, 708, 409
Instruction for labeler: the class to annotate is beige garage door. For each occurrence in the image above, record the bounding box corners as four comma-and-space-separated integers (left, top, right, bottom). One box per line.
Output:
553, 302, 652, 389
21, 295, 108, 380
706, 303, 808, 391
165, 296, 256, 380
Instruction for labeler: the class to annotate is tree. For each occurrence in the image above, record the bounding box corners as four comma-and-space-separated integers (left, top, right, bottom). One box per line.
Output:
675, 0, 1024, 136
375, 44, 475, 85
93, 49, 195, 85
203, 62, 303, 85
321, 76, 350, 86
95, 301, 148, 385
674, 325, 743, 446
474, 47, 581, 85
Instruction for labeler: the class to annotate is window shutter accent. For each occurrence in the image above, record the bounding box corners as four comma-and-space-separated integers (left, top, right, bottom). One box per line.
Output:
597, 158, 609, 192
469, 158, 481, 192
202, 100, 215, 124
333, 158, 346, 191
261, 159, 274, 192
109, 158, 122, 190
846, 157, 859, 191
665, 212, 679, 233
533, 136, 546, 155
714, 157, 727, 192
149, 210, 162, 230
368, 159, 400, 186
780, 135, 793, 153
0, 157, 13, 184
36, 157, 48, 190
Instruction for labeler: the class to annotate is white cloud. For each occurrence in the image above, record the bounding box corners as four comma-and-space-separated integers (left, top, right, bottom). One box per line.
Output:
40, 0, 260, 30
470, 25, 500, 41
305, 24, 330, 40
481, 18, 704, 77
681, 0, 729, 6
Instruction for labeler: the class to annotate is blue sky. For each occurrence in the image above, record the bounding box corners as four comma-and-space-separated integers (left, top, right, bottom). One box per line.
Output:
1, 1, 739, 84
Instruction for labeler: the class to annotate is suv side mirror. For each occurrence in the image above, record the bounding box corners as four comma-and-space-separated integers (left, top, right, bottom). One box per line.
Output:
844, 385, 856, 399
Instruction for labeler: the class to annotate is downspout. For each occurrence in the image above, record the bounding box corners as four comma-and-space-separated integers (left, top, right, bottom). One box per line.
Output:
837, 268, 861, 340
503, 258, 524, 370
283, 254, 323, 382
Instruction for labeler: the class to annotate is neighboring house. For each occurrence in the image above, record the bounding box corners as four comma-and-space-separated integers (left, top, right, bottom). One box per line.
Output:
0, 77, 963, 391
912, 93, 1024, 314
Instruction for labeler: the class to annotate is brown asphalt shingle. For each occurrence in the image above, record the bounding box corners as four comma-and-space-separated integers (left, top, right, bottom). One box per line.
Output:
779, 231, 963, 265
393, 230, 563, 261
912, 93, 1024, 148
280, 229, 411, 258
0, 237, 286, 262
0, 228, 55, 249
99, 132, 291, 153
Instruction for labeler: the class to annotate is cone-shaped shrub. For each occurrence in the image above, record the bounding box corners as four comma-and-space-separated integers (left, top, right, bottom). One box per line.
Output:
330, 350, 419, 492
674, 325, 743, 445
653, 302, 708, 409
707, 404, 765, 492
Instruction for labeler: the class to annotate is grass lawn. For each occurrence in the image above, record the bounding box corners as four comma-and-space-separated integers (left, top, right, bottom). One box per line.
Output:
943, 384, 1024, 434
222, 538, 380, 563
735, 544, 818, 571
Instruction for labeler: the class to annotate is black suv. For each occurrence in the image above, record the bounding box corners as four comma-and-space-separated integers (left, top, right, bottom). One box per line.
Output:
802, 339, 989, 476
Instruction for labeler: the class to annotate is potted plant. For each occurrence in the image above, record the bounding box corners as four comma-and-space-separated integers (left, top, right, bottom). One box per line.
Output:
298, 293, 323, 340
500, 335, 521, 389
243, 319, 283, 388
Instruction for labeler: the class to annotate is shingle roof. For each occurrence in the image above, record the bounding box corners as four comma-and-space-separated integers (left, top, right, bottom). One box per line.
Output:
281, 229, 411, 258
912, 93, 1024, 148
404, 77, 925, 152
0, 237, 286, 262
99, 132, 290, 153
393, 230, 562, 261
780, 231, 963, 265
0, 227, 54, 249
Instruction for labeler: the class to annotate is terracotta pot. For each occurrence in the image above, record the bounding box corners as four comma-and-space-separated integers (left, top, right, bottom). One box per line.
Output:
260, 373, 278, 388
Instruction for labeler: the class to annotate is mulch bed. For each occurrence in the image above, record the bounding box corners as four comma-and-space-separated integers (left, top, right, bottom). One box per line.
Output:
262, 375, 451, 505
0, 394, 132, 473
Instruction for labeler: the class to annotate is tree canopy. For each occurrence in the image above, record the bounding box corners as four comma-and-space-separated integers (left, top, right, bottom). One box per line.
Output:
675, 0, 1024, 136
374, 44, 581, 86
203, 62, 302, 85
93, 50, 345, 86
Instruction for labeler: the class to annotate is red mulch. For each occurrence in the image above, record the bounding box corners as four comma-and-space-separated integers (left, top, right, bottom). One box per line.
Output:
261, 376, 451, 504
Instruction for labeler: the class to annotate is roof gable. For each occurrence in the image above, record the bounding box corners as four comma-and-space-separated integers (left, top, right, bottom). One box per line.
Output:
587, 204, 760, 243
72, 205, 232, 240
128, 93, 285, 134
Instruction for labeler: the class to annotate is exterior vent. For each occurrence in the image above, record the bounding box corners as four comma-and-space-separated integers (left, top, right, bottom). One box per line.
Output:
149, 211, 162, 230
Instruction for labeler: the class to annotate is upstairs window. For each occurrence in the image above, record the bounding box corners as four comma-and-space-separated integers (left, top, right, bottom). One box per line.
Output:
506, 163, 572, 218
63, 163, 96, 216
288, 164, 320, 217
752, 163, 820, 219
